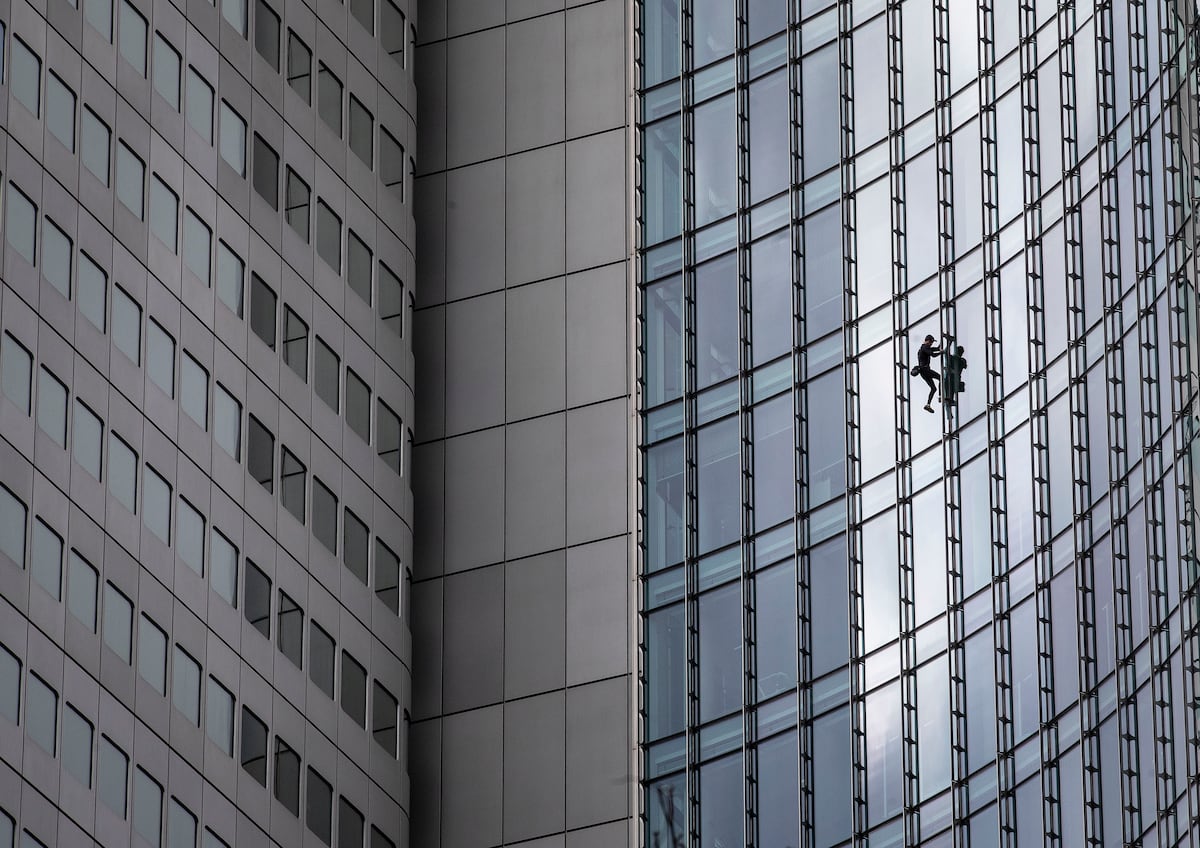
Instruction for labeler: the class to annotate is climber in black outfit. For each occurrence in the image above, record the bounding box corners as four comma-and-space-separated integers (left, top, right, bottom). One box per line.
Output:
912, 334, 943, 413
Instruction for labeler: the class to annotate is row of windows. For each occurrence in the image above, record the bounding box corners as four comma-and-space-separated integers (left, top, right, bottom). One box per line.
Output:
0, 641, 398, 847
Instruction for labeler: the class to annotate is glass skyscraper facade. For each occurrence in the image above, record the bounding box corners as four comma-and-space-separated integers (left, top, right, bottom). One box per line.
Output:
639, 1, 1200, 846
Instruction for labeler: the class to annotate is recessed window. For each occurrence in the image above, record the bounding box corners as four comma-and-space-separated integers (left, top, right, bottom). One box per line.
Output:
371, 826, 396, 848
306, 768, 332, 844
31, 518, 63, 601
284, 168, 310, 242
372, 682, 398, 756
119, 0, 148, 76
283, 308, 309, 381
113, 285, 142, 364
215, 384, 242, 460
82, 109, 112, 186
79, 252, 108, 331
206, 677, 234, 755
316, 200, 341, 272
150, 176, 179, 252
143, 464, 171, 543
222, 0, 247, 37
217, 242, 245, 317
0, 644, 20, 723
350, 0, 373, 32
68, 551, 99, 631
186, 68, 214, 144
381, 0, 405, 65
6, 184, 37, 265
108, 432, 138, 513
312, 478, 337, 553
317, 64, 343, 136
11, 38, 41, 117
98, 737, 129, 816
252, 134, 279, 209
2, 334, 33, 415
137, 612, 168, 694
184, 210, 212, 284
116, 143, 146, 219
0, 486, 27, 569
348, 230, 372, 304
277, 591, 304, 668
377, 399, 401, 474
380, 127, 404, 202
309, 621, 335, 698
375, 539, 400, 615
37, 366, 69, 448
340, 651, 366, 727
103, 582, 134, 662
338, 798, 364, 848
172, 645, 201, 725
73, 400, 103, 480
343, 509, 368, 585
181, 352, 209, 428
244, 559, 271, 638
153, 34, 181, 110
346, 370, 371, 443
63, 704, 94, 787
315, 338, 340, 411
47, 73, 77, 152
178, 497, 204, 575
254, 0, 280, 69
349, 96, 373, 167
133, 768, 162, 846
286, 31, 311, 103
26, 674, 57, 755
249, 274, 277, 349
280, 447, 306, 524
204, 828, 230, 848
240, 707, 267, 786
85, 0, 114, 41
42, 217, 72, 298
211, 527, 238, 608
168, 799, 197, 848
274, 737, 300, 815
147, 320, 176, 397
219, 102, 246, 176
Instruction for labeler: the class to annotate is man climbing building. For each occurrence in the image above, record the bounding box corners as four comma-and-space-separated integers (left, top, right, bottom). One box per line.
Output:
912, 334, 943, 413
942, 344, 967, 407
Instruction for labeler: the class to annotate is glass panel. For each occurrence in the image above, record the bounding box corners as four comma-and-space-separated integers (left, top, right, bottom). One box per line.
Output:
695, 252, 738, 388
219, 102, 246, 176
211, 528, 238, 607
306, 769, 332, 843
348, 230, 372, 303
31, 519, 63, 600
205, 678, 234, 754
147, 321, 175, 397
1, 335, 33, 414
693, 94, 736, 226
47, 74, 76, 152
177, 498, 204, 575
340, 652, 366, 726
116, 143, 145, 218
222, 0, 246, 36
645, 437, 684, 571
172, 646, 201, 725
63, 705, 93, 787
645, 276, 683, 406
119, 0, 148, 75
42, 217, 72, 298
217, 242, 244, 316
133, 769, 162, 847
750, 229, 791, 365
153, 34, 181, 109
757, 730, 799, 847
699, 582, 741, 722
699, 753, 741, 847
312, 479, 337, 553
0, 486, 26, 568
349, 97, 373, 167
377, 400, 401, 473
755, 561, 797, 700
184, 210, 212, 283
372, 682, 398, 756
85, 0, 113, 40
280, 448, 305, 523
316, 201, 342, 272
143, 465, 171, 544
643, 0, 680, 86
274, 737, 300, 814
693, 0, 734, 66
181, 354, 208, 427
753, 393, 794, 530
338, 798, 364, 848
167, 800, 197, 848
98, 737, 129, 815
285, 169, 310, 241
287, 31, 311, 103
149, 178, 180, 259
346, 370, 371, 442
240, 708, 267, 785
254, 0, 280, 69
697, 417, 740, 554
343, 509, 369, 584
283, 307, 309, 380
37, 367, 68, 447
26, 675, 57, 754
5, 185, 36, 264
82, 109, 111, 185
252, 135, 279, 209
314, 339, 340, 411
68, 551, 99, 631
277, 591, 303, 668
244, 560, 271, 637
375, 540, 401, 613
78, 253, 107, 330
249, 275, 277, 349
317, 65, 343, 135
0, 645, 19, 722
137, 614, 168, 694
807, 368, 845, 505
103, 583, 133, 662
215, 385, 242, 460
11, 39, 41, 117
309, 621, 335, 697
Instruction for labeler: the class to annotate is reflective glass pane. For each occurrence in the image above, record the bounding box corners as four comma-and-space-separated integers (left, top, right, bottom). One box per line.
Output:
693, 94, 736, 226
697, 417, 740, 554
695, 252, 738, 389
698, 582, 741, 722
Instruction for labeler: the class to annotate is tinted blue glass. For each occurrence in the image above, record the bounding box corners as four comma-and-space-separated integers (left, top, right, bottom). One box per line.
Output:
693, 94, 736, 226
699, 581, 741, 722
645, 117, 682, 245
695, 252, 738, 389
645, 276, 683, 406
647, 603, 685, 740
697, 417, 740, 554
643, 0, 679, 86
646, 437, 684, 571
698, 753, 741, 847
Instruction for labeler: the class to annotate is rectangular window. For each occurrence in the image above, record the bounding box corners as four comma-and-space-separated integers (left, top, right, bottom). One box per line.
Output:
42, 216, 72, 298
153, 34, 181, 110
98, 737, 129, 816
340, 651, 366, 727
219, 102, 247, 176
2, 334, 33, 415
343, 509, 368, 585
381, 0, 404, 64
85, 0, 114, 41
103, 582, 133, 662
252, 134, 279, 209
181, 353, 208, 427
346, 371, 371, 443
249, 274, 277, 349
309, 621, 335, 698
372, 681, 398, 756
177, 497, 204, 575
347, 231, 372, 304
119, 0, 148, 76
240, 707, 267, 786
348, 96, 373, 167
371, 827, 395, 848
284, 168, 310, 241
79, 252, 108, 331
286, 31, 311, 103
143, 464, 171, 544
116, 143, 146, 219
63, 704, 94, 787
37, 366, 68, 448
350, 0, 372, 32
280, 448, 306, 524
68, 551, 99, 631
108, 432, 138, 513
0, 486, 27, 569
314, 338, 339, 411
277, 591, 303, 669
113, 285, 142, 364
375, 540, 400, 615
184, 210, 212, 284
211, 528, 238, 607
338, 798, 364, 848
74, 400, 103, 480
31, 518, 63, 601
150, 176, 179, 252
0, 644, 19, 723
82, 109, 112, 186
316, 200, 341, 272
317, 64, 343, 136
306, 768, 332, 844
283, 308, 308, 381
137, 613, 168, 694
217, 242, 245, 317
254, 0, 280, 69
133, 768, 162, 847
172, 645, 201, 725
6, 184, 37, 265
186, 68, 214, 144
11, 38, 41, 117
222, 0, 247, 36
168, 799, 197, 848
244, 559, 271, 637
26, 674, 57, 755
215, 385, 242, 460
47, 73, 77, 152
379, 127, 404, 202
147, 320, 176, 397
205, 677, 234, 754
274, 737, 300, 815
312, 478, 337, 553
377, 400, 401, 474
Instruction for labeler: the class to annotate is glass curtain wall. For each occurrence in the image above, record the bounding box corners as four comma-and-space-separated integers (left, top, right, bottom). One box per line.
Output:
637, 0, 1200, 846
